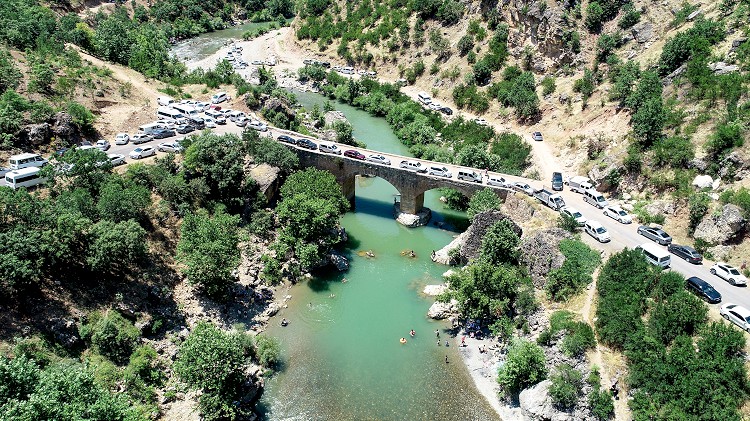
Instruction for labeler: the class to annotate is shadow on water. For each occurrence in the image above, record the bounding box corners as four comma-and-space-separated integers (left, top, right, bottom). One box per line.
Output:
349, 195, 468, 233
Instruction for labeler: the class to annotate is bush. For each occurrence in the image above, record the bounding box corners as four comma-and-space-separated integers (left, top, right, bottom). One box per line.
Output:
588, 388, 615, 420
573, 69, 595, 101
457, 34, 473, 56
585, 2, 605, 32
480, 219, 520, 265
81, 310, 140, 365
541, 76, 556, 96
618, 3, 641, 29
467, 188, 501, 219
688, 192, 710, 234
497, 338, 547, 396
705, 121, 743, 159
546, 239, 601, 301
255, 335, 281, 369
549, 364, 583, 409
557, 213, 579, 233
652, 136, 694, 168
440, 188, 470, 211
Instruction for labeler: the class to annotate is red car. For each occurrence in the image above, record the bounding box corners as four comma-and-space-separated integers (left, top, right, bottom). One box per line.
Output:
208, 104, 222, 111
344, 150, 366, 160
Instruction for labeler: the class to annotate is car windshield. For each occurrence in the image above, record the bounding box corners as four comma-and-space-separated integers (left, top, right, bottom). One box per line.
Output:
573, 212, 582, 218
617, 210, 627, 216
596, 227, 606, 234
729, 268, 741, 275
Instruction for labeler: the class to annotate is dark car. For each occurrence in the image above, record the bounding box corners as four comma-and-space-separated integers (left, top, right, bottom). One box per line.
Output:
55, 147, 69, 156
637, 225, 673, 245
552, 172, 563, 191
296, 138, 317, 150
277, 135, 297, 145
320, 61, 331, 68
344, 149, 366, 160
686, 276, 722, 304
176, 125, 195, 134
152, 129, 176, 139
189, 118, 206, 130
440, 106, 453, 115
667, 244, 703, 264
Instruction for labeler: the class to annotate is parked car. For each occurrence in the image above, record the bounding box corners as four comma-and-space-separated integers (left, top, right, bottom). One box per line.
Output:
108, 154, 126, 166
551, 172, 563, 191
427, 166, 452, 178
486, 175, 508, 187
399, 160, 423, 172
115, 133, 130, 145
234, 117, 249, 127
95, 139, 111, 151
0, 167, 12, 177
720, 303, 750, 332
277, 135, 297, 145
296, 138, 317, 150
131, 133, 153, 144
189, 117, 206, 130
440, 107, 453, 115
512, 182, 534, 196
319, 142, 342, 155
603, 205, 632, 224
55, 147, 69, 156
637, 225, 673, 245
711, 263, 748, 286
176, 125, 195, 134
152, 129, 176, 139
531, 131, 544, 141
667, 244, 703, 264
158, 141, 184, 153
248, 120, 268, 132
686, 276, 721, 303
367, 154, 391, 165
560, 207, 586, 226
129, 146, 156, 159
584, 220, 610, 242
474, 118, 487, 126
344, 150, 366, 160
203, 117, 217, 128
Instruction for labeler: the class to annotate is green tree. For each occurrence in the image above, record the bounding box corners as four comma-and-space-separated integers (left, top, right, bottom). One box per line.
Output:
0, 50, 22, 93
183, 132, 249, 210
127, 24, 170, 78
242, 129, 299, 173
546, 239, 601, 301
480, 219, 520, 265
631, 96, 665, 147
28, 62, 55, 94
467, 189, 501, 219
497, 338, 547, 396
87, 219, 147, 273
585, 2, 605, 32
81, 310, 140, 365
333, 120, 355, 145
588, 388, 615, 420
688, 192, 710, 234
96, 178, 151, 223
94, 9, 133, 64
549, 364, 583, 409
177, 209, 240, 300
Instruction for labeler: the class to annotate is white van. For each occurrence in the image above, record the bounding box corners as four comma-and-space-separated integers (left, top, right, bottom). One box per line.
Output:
211, 92, 228, 104
319, 142, 342, 155
204, 109, 223, 119
171, 104, 199, 118
583, 188, 609, 209
399, 160, 423, 172
138, 123, 168, 135
636, 242, 671, 268
9, 153, 48, 170
156, 106, 183, 120
457, 170, 482, 183
584, 220, 610, 242
157, 96, 174, 106
567, 175, 593, 193
5, 167, 46, 189
417, 92, 432, 105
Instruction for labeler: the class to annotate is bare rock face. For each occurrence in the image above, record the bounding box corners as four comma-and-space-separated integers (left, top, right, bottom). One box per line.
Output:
50, 112, 78, 138
433, 231, 468, 265
692, 175, 714, 189
519, 380, 561, 420
503, 0, 577, 67
586, 153, 624, 191
694, 204, 747, 245
19, 123, 51, 147
328, 251, 350, 272
519, 228, 573, 288
643, 199, 676, 216
709, 62, 740, 75
631, 21, 654, 43
460, 211, 522, 262
324, 110, 347, 127
427, 299, 458, 319
262, 96, 296, 122
248, 163, 282, 203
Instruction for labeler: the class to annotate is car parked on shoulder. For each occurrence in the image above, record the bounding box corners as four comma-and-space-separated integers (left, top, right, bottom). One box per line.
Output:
296, 138, 317, 150
667, 244, 703, 264
129, 146, 156, 159
711, 263, 748, 286
95, 139, 111, 151
344, 150, 366, 160
152, 129, 176, 139
108, 154, 126, 166
319, 142, 342, 155
248, 120, 268, 132
131, 133, 153, 144
486, 175, 508, 187
720, 303, 750, 332
686, 276, 721, 304
512, 182, 534, 196
603, 205, 632, 224
440, 106, 453, 115
560, 207, 586, 226
531, 131, 544, 141
158, 141, 183, 153
474, 118, 487, 126
399, 160, 423, 172
427, 165, 452, 178
637, 225, 672, 245
277, 135, 297, 145
176, 125, 195, 134
367, 154, 391, 165
584, 220, 610, 242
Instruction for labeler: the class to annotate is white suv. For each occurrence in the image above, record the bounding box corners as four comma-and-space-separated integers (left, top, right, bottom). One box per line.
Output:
399, 160, 423, 172
584, 220, 610, 242
428, 166, 452, 178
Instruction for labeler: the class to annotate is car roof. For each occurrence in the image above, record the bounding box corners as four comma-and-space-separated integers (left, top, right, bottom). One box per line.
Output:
687, 276, 708, 286
727, 304, 750, 318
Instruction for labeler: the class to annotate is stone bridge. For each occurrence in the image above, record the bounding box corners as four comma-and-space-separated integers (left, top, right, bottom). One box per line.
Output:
291, 148, 511, 218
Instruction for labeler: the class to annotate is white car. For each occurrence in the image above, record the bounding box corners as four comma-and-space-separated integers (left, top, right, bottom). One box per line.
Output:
603, 205, 632, 224
711, 263, 748, 286
474, 118, 488, 126
486, 175, 507, 187
512, 182, 534, 196
131, 133, 153, 144
720, 303, 750, 333
158, 141, 184, 153
115, 133, 130, 145
248, 120, 268, 132
367, 154, 391, 165
203, 117, 217, 128
560, 207, 586, 226
108, 154, 126, 166
584, 220, 610, 242
95, 139, 111, 151
129, 146, 156, 159
428, 102, 443, 111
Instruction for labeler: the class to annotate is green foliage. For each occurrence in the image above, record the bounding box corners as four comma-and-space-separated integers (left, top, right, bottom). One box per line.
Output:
688, 192, 710, 234
96, 178, 151, 223
177, 209, 240, 301
652, 136, 694, 168
585, 2, 605, 32
647, 290, 707, 344
618, 3, 641, 29
658, 18, 724, 76
539, 311, 596, 357
87, 219, 147, 273
541, 76, 556, 96
457, 34, 474, 56
546, 239, 601, 301
480, 219, 520, 265
242, 129, 299, 173
440, 188, 470, 211
0, 50, 22, 93
255, 335, 281, 369
557, 213, 579, 233
632, 97, 666, 148
333, 120, 355, 145
588, 388, 615, 420
467, 189, 501, 219
549, 364, 583, 409
609, 60, 641, 105
497, 338, 547, 396
490, 133, 532, 175
719, 187, 750, 219
573, 69, 596, 101
80, 310, 140, 365
595, 32, 622, 63
488, 67, 539, 120
705, 121, 744, 159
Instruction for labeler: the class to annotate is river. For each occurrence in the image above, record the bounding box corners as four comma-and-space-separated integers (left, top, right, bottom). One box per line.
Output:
170, 21, 289, 64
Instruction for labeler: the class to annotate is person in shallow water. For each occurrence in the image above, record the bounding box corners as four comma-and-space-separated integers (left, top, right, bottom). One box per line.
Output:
410, 329, 415, 337
366, 250, 375, 257
400, 338, 407, 344
281, 318, 289, 327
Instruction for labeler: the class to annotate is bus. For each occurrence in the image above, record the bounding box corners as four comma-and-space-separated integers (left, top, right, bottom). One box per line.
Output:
636, 242, 671, 268
4, 167, 46, 190
171, 104, 199, 118
156, 106, 183, 120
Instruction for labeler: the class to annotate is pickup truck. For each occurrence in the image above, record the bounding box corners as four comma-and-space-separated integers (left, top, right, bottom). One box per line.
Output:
534, 188, 566, 210
566, 175, 593, 193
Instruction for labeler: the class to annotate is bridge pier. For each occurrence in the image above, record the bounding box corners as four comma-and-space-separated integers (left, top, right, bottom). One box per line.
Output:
338, 174, 356, 210
398, 191, 424, 215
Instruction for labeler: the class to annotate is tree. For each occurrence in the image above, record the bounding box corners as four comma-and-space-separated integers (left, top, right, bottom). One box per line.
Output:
497, 338, 547, 396
480, 219, 520, 265
87, 219, 147, 273
94, 9, 133, 64
242, 129, 299, 173
457, 34, 473, 56
585, 2, 605, 33
96, 178, 151, 223
467, 189, 500, 219
546, 239, 601, 301
631, 96, 665, 147
177, 209, 240, 300
28, 62, 55, 94
81, 310, 140, 365
333, 120, 355, 145
0, 50, 22, 93
549, 364, 583, 409
183, 132, 248, 210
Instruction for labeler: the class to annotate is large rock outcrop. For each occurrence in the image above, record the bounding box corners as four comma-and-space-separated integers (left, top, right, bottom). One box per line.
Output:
459, 211, 522, 262
519, 228, 573, 288
694, 204, 747, 245
427, 299, 458, 319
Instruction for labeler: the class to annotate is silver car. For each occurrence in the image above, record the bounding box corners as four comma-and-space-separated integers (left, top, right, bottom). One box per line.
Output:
129, 146, 156, 159
367, 154, 391, 165
108, 154, 126, 166
637, 226, 672, 245
603, 205, 632, 224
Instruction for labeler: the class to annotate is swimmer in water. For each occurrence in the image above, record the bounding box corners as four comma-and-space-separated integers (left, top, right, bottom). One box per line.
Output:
330, 294, 335, 298
366, 250, 375, 257
342, 277, 348, 283
410, 329, 415, 337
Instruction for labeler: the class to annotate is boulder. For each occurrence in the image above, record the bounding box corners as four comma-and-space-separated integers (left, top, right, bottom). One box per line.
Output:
519, 380, 575, 421
263, 302, 280, 317
692, 175, 714, 189
433, 231, 468, 265
586, 153, 624, 191
395, 206, 431, 227
632, 22, 654, 43
20, 123, 51, 147
731, 37, 748, 53
423, 284, 448, 296
324, 110, 347, 127
519, 228, 573, 288
328, 252, 349, 272
643, 200, 676, 216
688, 157, 709, 172
709, 62, 740, 75
248, 163, 281, 202
460, 211, 522, 262
50, 112, 78, 139
427, 299, 458, 319
694, 204, 747, 245
686, 9, 702, 21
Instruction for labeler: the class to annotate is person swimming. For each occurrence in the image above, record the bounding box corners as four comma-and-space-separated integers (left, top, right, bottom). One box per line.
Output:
281, 318, 289, 327
366, 250, 375, 257
400, 337, 407, 344
410, 329, 415, 337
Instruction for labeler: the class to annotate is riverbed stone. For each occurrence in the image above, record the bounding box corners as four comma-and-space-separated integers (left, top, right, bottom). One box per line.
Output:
423, 284, 448, 296
395, 206, 432, 227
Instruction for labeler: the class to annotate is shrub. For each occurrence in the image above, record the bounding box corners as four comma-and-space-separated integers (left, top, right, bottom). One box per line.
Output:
652, 136, 694, 168
546, 239, 601, 301
467, 188, 501, 219
557, 213, 579, 233
81, 310, 140, 365
585, 2, 605, 33
497, 338, 547, 396
588, 388, 615, 420
255, 335, 281, 369
562, 321, 596, 357
441, 188, 470, 211
618, 3, 641, 29
705, 121, 743, 159
541, 76, 556, 96
480, 219, 520, 265
688, 192, 710, 234
457, 34, 473, 56
573, 69, 595, 101
549, 364, 583, 409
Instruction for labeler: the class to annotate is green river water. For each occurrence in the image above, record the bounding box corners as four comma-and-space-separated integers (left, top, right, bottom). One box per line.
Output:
256, 92, 500, 420
171, 21, 290, 63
